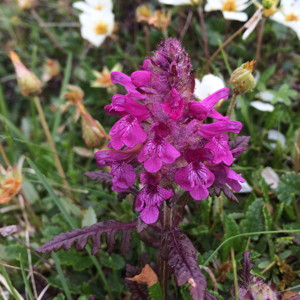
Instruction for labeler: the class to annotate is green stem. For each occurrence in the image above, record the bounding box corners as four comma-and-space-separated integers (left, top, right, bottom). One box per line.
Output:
204, 229, 300, 266
231, 248, 239, 300
227, 93, 238, 119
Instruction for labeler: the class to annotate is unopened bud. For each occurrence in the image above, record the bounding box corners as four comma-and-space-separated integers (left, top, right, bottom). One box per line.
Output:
17, 0, 37, 10
81, 112, 108, 148
9, 51, 42, 97
136, 4, 153, 23
42, 59, 61, 83
230, 61, 255, 95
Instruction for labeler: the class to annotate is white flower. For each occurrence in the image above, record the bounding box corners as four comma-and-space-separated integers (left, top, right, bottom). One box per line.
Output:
79, 10, 114, 47
242, 8, 263, 39
261, 167, 279, 189
205, 0, 253, 22
73, 0, 113, 14
194, 74, 225, 100
250, 101, 274, 111
268, 129, 286, 149
158, 0, 201, 5
271, 0, 300, 39
239, 180, 253, 193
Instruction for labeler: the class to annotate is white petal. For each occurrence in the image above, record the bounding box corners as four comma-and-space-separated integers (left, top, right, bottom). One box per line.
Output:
255, 91, 274, 102
194, 74, 225, 100
268, 130, 286, 148
239, 180, 253, 193
242, 8, 262, 40
261, 167, 279, 189
159, 0, 195, 5
250, 101, 274, 112
223, 11, 248, 21
204, 0, 222, 11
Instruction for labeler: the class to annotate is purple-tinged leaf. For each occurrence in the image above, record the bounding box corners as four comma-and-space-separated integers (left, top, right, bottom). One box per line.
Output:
229, 136, 250, 158
209, 184, 239, 203
84, 170, 112, 184
125, 264, 150, 300
163, 229, 206, 300
238, 252, 254, 289
38, 220, 137, 256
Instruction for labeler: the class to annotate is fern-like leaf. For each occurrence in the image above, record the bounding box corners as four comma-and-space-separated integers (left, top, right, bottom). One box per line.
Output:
38, 220, 137, 256
238, 252, 254, 289
164, 229, 206, 300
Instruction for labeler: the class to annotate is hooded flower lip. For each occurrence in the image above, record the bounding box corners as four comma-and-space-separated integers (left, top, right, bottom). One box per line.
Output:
205, 0, 253, 22
95, 144, 142, 168
109, 114, 147, 150
136, 172, 173, 224
199, 120, 242, 139
271, 0, 300, 39
73, 0, 113, 13
175, 162, 215, 200
138, 136, 181, 173
189, 87, 230, 120
78, 10, 114, 47
105, 94, 150, 121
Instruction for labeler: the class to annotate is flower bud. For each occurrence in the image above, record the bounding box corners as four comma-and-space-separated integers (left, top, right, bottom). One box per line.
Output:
9, 51, 42, 97
136, 4, 153, 23
81, 112, 109, 148
230, 60, 255, 95
42, 59, 61, 83
17, 0, 37, 10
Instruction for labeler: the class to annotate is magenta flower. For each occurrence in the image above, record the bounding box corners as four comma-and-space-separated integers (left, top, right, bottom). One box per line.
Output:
95, 38, 246, 223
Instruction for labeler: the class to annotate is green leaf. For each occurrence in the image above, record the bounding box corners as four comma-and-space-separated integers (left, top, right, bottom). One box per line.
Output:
222, 214, 240, 259
100, 253, 125, 271
148, 282, 163, 300
277, 173, 300, 204
82, 206, 97, 227
241, 198, 264, 238
263, 206, 273, 231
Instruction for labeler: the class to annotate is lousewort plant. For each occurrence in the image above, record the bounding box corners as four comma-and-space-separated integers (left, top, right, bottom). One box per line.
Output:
38, 38, 249, 300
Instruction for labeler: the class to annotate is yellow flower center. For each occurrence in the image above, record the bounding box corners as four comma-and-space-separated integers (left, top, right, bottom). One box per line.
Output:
94, 5, 103, 10
94, 23, 108, 35
285, 13, 299, 22
222, 0, 237, 11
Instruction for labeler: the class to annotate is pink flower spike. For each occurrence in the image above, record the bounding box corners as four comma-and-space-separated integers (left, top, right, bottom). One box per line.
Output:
111, 162, 136, 192
135, 185, 174, 224
111, 71, 137, 92
161, 88, 185, 120
175, 162, 215, 200
109, 114, 147, 149
204, 134, 233, 165
131, 71, 152, 87
138, 136, 181, 173
199, 120, 242, 139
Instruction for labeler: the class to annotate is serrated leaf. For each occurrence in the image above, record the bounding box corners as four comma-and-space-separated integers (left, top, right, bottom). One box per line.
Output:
164, 229, 206, 300
38, 220, 137, 256
82, 206, 97, 227
277, 173, 300, 204
222, 215, 240, 259
241, 198, 264, 238
263, 206, 272, 231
